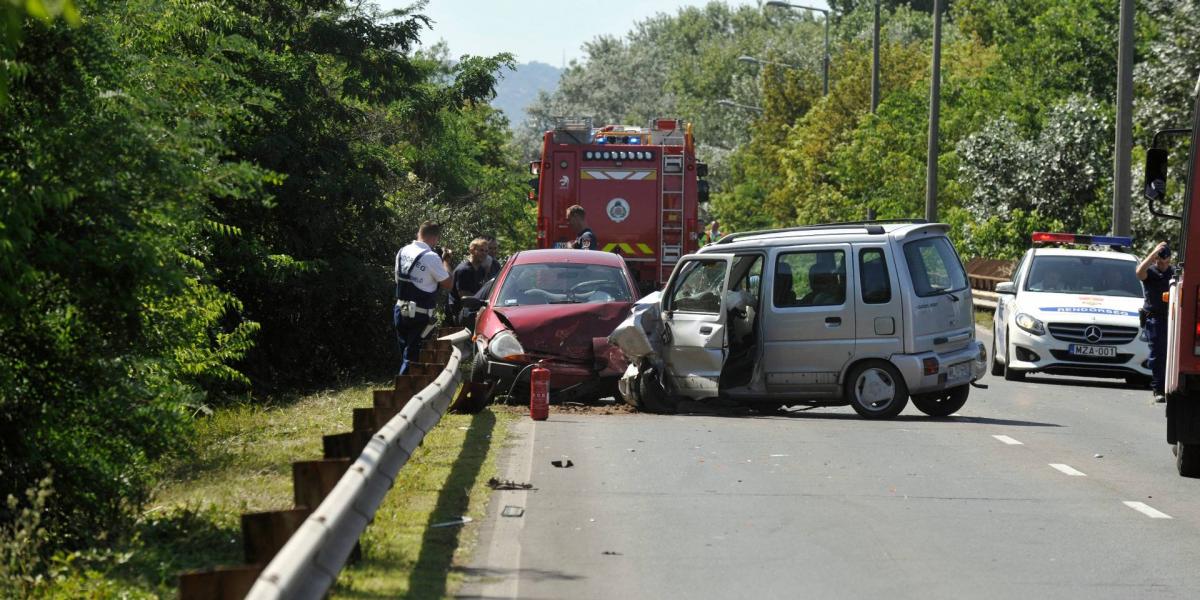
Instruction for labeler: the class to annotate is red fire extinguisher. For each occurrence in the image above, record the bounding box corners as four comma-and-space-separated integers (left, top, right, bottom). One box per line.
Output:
530, 364, 550, 421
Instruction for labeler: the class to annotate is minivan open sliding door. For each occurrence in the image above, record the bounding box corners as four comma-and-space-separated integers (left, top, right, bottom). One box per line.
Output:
661, 254, 734, 399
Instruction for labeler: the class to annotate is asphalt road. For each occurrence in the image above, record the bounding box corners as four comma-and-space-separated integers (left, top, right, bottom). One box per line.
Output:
459, 348, 1200, 599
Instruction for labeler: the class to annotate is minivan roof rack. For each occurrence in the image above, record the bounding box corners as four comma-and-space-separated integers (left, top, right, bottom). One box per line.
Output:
714, 219, 929, 245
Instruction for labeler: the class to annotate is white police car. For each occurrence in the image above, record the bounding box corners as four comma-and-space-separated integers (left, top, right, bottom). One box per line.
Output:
991, 233, 1152, 385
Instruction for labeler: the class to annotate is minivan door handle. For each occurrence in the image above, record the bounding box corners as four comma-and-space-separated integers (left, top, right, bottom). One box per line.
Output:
699, 325, 713, 335
825, 317, 842, 327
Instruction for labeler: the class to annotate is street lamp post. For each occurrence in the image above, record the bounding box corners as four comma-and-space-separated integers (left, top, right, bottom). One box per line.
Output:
764, 1, 830, 96
925, 0, 942, 223
717, 99, 764, 114
737, 55, 800, 70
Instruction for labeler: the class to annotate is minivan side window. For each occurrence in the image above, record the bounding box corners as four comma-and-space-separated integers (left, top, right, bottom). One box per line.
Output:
903, 237, 968, 297
859, 248, 891, 304
667, 259, 726, 313
774, 250, 846, 307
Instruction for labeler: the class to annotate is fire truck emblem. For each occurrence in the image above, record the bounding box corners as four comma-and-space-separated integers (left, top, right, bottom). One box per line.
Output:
559, 175, 570, 189
606, 198, 630, 223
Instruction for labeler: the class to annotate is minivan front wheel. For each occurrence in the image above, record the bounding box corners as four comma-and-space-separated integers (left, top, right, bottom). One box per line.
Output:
912, 384, 969, 417
845, 361, 908, 419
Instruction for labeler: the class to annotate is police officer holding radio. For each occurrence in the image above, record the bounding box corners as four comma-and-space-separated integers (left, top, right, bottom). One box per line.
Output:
394, 221, 454, 375
1137, 241, 1175, 403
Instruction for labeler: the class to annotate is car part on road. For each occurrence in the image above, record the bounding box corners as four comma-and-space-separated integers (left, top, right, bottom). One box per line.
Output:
912, 384, 970, 417
551, 458, 574, 468
487, 477, 534, 490
501, 506, 525, 518
430, 517, 473, 528
845, 361, 909, 419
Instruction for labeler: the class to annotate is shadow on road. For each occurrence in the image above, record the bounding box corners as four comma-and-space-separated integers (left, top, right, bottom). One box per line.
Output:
1019, 374, 1143, 391
667, 403, 1063, 428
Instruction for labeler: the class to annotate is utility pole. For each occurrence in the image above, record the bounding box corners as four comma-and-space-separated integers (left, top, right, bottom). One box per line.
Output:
871, 0, 880, 113
868, 0, 881, 221
1113, 0, 1134, 237
924, 0, 942, 222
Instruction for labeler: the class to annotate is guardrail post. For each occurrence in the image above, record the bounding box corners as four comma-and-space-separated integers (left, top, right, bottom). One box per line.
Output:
242, 508, 313, 564
293, 459, 351, 509
178, 565, 263, 600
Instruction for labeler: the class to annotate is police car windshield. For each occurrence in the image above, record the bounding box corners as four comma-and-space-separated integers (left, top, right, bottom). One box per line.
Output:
497, 263, 633, 306
1024, 256, 1141, 297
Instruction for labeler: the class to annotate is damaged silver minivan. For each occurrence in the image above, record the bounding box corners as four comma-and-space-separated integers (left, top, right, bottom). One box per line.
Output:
610, 221, 988, 419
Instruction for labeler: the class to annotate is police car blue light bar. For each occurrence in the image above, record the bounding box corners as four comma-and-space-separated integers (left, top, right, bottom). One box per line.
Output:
1031, 232, 1133, 246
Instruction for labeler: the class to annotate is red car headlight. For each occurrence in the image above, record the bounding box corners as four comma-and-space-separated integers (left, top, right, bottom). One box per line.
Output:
487, 330, 527, 361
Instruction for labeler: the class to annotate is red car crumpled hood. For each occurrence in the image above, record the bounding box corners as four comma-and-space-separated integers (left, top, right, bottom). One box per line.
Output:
494, 302, 633, 361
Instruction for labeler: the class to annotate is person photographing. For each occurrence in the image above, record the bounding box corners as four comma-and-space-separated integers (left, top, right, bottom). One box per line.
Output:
394, 221, 453, 375
1137, 241, 1175, 403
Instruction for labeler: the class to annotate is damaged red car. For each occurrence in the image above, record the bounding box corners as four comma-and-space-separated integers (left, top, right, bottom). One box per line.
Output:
461, 249, 636, 406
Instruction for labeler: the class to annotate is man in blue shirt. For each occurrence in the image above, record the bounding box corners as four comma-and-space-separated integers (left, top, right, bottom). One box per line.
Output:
1137, 241, 1175, 403
567, 204, 599, 250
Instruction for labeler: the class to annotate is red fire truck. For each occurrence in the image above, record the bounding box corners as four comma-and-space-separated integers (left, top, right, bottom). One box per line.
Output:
530, 117, 708, 291
1143, 84, 1200, 476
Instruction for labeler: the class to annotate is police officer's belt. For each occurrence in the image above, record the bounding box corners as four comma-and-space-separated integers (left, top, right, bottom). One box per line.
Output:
396, 299, 432, 315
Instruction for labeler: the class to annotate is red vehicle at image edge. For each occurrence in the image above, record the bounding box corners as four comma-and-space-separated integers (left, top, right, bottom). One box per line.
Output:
1142, 75, 1200, 477
531, 117, 709, 293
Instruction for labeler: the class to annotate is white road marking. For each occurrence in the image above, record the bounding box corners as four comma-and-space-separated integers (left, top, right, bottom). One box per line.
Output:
1123, 501, 1173, 519
1049, 463, 1087, 476
992, 435, 1024, 445
477, 419, 536, 599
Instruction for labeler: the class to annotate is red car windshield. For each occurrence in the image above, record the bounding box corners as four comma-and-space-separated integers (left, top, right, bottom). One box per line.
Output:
497, 263, 632, 307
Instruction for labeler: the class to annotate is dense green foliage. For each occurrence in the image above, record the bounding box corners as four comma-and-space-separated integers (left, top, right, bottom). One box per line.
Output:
524, 0, 1200, 258
1, 0, 529, 572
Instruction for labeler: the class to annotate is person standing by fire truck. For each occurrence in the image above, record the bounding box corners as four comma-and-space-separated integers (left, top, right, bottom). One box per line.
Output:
1137, 241, 1174, 403
567, 205, 599, 250
394, 221, 454, 375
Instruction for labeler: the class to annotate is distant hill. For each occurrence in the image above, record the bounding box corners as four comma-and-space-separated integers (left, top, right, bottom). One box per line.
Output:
492, 61, 561, 128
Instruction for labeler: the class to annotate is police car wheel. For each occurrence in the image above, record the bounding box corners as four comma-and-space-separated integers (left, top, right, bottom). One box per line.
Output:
1176, 443, 1200, 478
846, 361, 909, 420
990, 334, 1005, 377
1002, 330, 1026, 381
912, 385, 969, 418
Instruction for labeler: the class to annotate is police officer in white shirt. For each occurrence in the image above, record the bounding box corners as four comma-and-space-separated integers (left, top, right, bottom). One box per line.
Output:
394, 221, 454, 375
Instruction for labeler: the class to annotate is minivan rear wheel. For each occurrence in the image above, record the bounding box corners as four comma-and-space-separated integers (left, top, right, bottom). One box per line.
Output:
912, 384, 970, 417
845, 361, 908, 420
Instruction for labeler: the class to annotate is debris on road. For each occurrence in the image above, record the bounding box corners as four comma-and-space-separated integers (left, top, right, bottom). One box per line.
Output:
431, 516, 473, 528
501, 505, 525, 518
601, 550, 623, 556
552, 458, 574, 468
1094, 454, 1104, 459
488, 477, 534, 490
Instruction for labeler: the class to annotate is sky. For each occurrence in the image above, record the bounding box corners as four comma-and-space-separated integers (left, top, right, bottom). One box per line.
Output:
377, 0, 831, 66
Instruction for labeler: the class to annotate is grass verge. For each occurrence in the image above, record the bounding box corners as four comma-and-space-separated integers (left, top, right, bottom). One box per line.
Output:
975, 308, 994, 331
34, 383, 513, 599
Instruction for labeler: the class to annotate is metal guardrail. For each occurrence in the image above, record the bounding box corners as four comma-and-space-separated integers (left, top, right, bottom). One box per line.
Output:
244, 330, 471, 600
965, 257, 1015, 312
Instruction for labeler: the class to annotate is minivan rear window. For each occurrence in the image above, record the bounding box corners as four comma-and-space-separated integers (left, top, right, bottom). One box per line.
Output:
903, 237, 967, 297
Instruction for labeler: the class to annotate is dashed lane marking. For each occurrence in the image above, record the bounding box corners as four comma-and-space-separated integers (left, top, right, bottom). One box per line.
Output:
1049, 463, 1087, 477
1123, 501, 1173, 519
992, 435, 1024, 445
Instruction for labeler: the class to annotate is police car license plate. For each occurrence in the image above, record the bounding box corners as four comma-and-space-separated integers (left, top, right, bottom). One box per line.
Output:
1069, 344, 1117, 358
947, 361, 971, 383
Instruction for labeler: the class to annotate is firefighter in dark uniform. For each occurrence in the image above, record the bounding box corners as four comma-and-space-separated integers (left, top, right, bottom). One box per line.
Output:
1137, 241, 1175, 403
394, 221, 454, 375
567, 204, 599, 250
